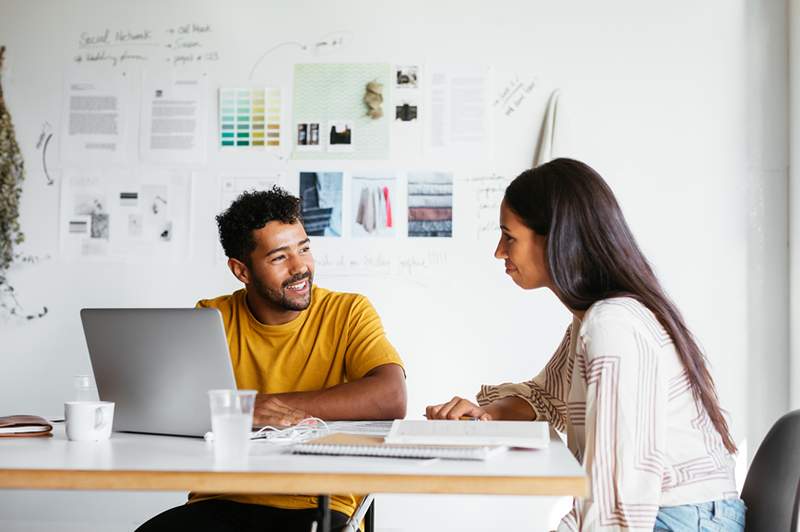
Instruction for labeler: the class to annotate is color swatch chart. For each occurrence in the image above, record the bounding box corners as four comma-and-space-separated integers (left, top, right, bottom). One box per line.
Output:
219, 88, 281, 148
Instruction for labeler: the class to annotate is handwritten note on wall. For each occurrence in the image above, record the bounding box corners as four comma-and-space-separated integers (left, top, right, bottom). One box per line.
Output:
468, 174, 510, 238
493, 76, 536, 117
73, 23, 220, 68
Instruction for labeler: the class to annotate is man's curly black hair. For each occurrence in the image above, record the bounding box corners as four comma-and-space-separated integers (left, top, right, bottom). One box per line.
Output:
216, 186, 302, 263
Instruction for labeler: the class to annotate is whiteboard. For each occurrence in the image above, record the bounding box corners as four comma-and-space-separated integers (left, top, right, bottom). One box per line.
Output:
0, 1, 752, 530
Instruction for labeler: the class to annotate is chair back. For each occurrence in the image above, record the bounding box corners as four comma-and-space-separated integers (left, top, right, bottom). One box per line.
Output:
742, 410, 800, 532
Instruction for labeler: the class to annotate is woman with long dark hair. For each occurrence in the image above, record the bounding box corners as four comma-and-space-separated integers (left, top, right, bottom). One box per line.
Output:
426, 159, 744, 531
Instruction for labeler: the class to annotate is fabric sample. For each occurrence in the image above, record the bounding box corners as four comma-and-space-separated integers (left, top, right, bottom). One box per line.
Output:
409, 207, 452, 221
408, 195, 452, 208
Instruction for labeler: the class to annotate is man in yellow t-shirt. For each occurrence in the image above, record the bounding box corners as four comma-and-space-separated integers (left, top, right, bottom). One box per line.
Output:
137, 186, 406, 532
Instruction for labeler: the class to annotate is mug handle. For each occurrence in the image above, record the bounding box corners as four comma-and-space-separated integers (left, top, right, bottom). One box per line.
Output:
94, 406, 105, 430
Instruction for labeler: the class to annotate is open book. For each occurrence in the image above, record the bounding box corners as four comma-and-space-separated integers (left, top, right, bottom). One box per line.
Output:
385, 420, 550, 449
292, 433, 507, 461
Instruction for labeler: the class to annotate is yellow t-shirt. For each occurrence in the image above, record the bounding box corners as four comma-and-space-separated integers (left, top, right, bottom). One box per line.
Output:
190, 285, 404, 517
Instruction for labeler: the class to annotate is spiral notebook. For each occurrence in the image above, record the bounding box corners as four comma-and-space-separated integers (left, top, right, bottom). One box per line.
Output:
292, 433, 507, 461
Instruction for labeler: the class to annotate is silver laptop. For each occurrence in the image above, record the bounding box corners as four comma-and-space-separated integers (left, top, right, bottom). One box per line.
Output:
80, 308, 238, 437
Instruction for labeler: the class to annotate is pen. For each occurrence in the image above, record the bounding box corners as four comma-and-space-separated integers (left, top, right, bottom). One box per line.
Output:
422, 414, 480, 420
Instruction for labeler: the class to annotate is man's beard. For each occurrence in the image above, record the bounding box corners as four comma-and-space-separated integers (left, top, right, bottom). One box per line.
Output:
252, 271, 313, 311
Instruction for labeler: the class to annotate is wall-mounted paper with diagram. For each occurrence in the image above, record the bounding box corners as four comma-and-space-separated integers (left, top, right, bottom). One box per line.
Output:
61, 77, 132, 164
60, 168, 192, 261
140, 77, 208, 163
293, 63, 391, 160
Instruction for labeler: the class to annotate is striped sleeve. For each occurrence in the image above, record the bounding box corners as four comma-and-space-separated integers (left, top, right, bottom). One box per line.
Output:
476, 323, 574, 432
558, 315, 665, 532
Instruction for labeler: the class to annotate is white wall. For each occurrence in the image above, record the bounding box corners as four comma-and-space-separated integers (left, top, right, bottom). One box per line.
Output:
747, 0, 791, 459
0, 1, 780, 530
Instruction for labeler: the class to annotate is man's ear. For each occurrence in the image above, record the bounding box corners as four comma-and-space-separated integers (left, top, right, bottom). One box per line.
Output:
228, 257, 251, 285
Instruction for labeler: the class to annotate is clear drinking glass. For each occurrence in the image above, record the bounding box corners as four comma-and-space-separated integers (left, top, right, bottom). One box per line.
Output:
208, 389, 257, 462
73, 374, 95, 402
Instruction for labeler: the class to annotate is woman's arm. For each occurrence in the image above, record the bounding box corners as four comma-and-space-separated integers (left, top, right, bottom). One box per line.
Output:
427, 322, 575, 423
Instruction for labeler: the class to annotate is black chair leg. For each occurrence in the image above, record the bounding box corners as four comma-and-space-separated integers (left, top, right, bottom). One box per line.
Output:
316, 494, 331, 532
364, 500, 375, 532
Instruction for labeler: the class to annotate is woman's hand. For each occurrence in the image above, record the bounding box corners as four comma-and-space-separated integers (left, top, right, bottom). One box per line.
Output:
425, 396, 492, 421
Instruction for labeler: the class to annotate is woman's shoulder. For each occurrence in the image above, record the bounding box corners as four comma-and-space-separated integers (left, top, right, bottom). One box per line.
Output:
580, 297, 671, 347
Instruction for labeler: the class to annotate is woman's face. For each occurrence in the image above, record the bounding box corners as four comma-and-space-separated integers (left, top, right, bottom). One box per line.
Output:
494, 199, 551, 290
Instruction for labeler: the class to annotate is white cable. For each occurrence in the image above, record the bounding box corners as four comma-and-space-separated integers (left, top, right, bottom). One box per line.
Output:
204, 417, 329, 444
250, 417, 329, 444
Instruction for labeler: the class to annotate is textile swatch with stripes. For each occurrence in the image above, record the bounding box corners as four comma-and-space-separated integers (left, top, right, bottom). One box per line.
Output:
407, 171, 452, 237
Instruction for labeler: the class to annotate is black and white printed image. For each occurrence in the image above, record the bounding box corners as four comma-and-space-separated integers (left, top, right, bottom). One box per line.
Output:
119, 191, 138, 207
159, 221, 173, 242
296, 122, 321, 150
297, 123, 308, 145
68, 219, 89, 234
329, 121, 352, 145
396, 66, 419, 88
128, 213, 143, 237
396, 103, 418, 122
74, 194, 110, 240
90, 213, 110, 240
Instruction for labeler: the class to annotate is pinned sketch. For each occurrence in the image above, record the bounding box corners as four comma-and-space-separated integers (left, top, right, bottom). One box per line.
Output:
219, 88, 281, 148
299, 172, 342, 237
140, 78, 208, 163
60, 169, 192, 260
351, 174, 397, 238
61, 78, 131, 164
468, 174, 511, 239
407, 172, 453, 237
293, 63, 391, 159
427, 65, 490, 160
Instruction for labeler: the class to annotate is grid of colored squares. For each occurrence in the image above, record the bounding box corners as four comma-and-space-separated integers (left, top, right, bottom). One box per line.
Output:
219, 88, 281, 148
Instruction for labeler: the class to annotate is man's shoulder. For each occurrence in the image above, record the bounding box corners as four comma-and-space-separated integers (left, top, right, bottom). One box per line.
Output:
311, 285, 370, 313
196, 289, 244, 312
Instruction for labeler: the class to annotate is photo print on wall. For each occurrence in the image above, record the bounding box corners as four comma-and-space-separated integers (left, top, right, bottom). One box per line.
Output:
299, 171, 343, 237
407, 171, 453, 237
351, 174, 396, 238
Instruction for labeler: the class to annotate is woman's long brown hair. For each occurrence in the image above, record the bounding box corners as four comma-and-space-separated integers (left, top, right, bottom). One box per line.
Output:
505, 158, 737, 453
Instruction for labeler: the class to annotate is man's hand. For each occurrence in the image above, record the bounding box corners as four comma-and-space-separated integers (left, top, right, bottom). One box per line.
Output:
253, 394, 309, 427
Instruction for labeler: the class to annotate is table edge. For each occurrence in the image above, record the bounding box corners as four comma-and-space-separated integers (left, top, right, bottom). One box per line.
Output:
0, 469, 588, 496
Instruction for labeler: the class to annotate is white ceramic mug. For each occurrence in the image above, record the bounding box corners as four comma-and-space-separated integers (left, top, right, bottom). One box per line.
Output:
64, 401, 115, 441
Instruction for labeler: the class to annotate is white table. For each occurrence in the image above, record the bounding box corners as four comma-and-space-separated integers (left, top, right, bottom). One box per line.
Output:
0, 425, 587, 531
